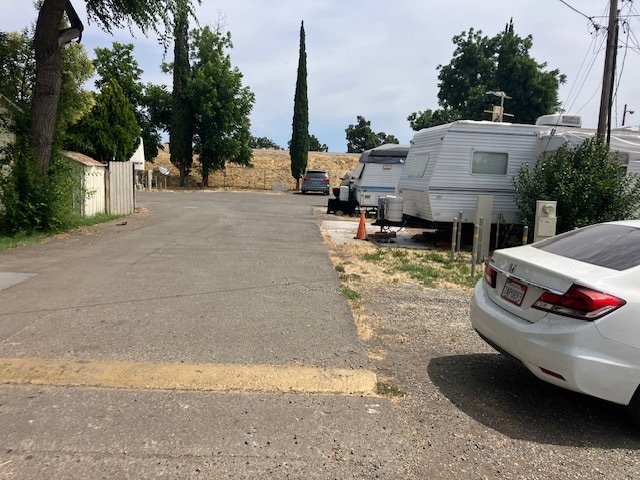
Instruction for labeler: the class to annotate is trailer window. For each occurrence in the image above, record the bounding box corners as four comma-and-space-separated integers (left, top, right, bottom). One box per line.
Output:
408, 153, 430, 177
472, 151, 508, 175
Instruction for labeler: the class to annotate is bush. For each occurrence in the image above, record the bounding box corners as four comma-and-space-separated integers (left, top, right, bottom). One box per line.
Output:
0, 142, 85, 234
514, 137, 640, 234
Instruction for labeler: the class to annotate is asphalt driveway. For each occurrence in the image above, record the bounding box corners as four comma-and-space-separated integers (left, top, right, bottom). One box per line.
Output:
0, 191, 419, 479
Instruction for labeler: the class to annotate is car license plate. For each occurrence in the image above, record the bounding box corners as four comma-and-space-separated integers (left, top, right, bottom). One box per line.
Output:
501, 278, 527, 306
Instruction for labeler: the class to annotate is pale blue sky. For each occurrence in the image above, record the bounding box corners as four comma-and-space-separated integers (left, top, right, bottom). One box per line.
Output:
4, 0, 639, 152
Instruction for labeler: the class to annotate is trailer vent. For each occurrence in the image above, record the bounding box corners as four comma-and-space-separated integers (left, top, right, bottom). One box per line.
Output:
535, 115, 582, 128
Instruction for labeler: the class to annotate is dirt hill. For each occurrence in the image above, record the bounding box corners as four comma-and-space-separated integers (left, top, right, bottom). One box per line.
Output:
149, 148, 361, 191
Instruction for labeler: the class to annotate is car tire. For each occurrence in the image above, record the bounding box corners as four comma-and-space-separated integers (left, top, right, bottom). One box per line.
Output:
626, 385, 640, 427
301, 190, 306, 195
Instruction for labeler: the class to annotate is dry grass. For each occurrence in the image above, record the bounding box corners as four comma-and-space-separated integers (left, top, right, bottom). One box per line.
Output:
326, 238, 479, 346
149, 147, 360, 190
330, 241, 479, 293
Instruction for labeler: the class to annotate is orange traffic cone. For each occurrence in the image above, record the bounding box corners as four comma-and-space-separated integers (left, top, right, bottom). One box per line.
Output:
354, 212, 368, 240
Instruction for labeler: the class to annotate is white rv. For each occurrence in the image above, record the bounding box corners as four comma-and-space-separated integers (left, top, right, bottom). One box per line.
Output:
352, 144, 409, 209
536, 126, 640, 176
397, 116, 640, 228
398, 120, 545, 226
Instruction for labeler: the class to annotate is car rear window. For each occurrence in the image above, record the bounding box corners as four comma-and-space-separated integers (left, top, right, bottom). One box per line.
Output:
533, 224, 640, 271
305, 171, 328, 178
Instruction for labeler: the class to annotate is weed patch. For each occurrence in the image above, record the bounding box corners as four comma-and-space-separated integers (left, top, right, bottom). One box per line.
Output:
375, 381, 407, 397
361, 247, 482, 288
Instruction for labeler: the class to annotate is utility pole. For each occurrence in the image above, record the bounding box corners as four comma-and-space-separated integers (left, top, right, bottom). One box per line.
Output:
597, 0, 619, 142
623, 104, 634, 126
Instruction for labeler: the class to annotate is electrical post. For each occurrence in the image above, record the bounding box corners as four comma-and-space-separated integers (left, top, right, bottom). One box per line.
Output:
597, 0, 619, 142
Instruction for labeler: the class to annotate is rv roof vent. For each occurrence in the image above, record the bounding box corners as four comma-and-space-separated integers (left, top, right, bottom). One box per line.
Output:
535, 114, 582, 128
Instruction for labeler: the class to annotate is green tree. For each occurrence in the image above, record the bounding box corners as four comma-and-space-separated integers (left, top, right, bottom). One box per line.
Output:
408, 20, 565, 130
143, 82, 172, 138
407, 108, 460, 131
376, 132, 399, 146
190, 28, 254, 187
93, 42, 164, 161
345, 116, 398, 153
66, 79, 139, 162
514, 138, 640, 234
289, 20, 309, 190
309, 134, 328, 152
30, 0, 200, 177
493, 20, 565, 124
93, 42, 143, 104
170, 0, 193, 186
0, 30, 36, 109
0, 25, 93, 234
57, 40, 94, 135
250, 136, 282, 150
0, 28, 93, 136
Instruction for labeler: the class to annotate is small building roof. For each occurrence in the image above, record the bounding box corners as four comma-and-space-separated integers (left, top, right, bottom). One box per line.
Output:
63, 151, 106, 167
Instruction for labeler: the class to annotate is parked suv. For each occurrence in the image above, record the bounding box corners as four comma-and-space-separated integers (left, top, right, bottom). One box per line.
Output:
301, 169, 330, 195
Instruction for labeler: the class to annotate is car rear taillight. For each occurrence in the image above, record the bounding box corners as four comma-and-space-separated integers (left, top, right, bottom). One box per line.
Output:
303, 177, 310, 182
532, 285, 626, 320
484, 262, 497, 288
322, 177, 330, 182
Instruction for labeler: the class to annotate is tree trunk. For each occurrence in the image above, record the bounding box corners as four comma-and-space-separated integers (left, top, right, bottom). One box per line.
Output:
179, 167, 188, 187
31, 0, 67, 176
201, 164, 209, 188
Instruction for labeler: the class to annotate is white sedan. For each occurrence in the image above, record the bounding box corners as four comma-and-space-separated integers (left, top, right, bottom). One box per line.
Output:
470, 220, 640, 424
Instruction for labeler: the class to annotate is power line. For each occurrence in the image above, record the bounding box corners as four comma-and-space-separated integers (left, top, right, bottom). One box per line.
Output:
557, 0, 596, 22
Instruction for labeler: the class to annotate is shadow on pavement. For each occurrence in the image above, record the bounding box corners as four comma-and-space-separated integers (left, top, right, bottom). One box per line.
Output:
428, 353, 640, 447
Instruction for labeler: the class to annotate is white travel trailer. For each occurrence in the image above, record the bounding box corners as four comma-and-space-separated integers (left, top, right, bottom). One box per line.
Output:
536, 126, 640, 176
352, 144, 409, 209
398, 120, 546, 226
397, 116, 640, 228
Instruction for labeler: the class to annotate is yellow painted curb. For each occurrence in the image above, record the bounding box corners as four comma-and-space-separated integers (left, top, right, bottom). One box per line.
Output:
0, 357, 378, 396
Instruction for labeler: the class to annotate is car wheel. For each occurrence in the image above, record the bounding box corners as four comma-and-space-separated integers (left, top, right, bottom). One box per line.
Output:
301, 190, 306, 195
627, 386, 640, 427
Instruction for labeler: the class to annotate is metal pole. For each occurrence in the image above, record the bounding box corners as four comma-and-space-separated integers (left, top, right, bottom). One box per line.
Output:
522, 226, 529, 245
471, 224, 479, 277
451, 217, 458, 263
495, 215, 501, 251
478, 217, 484, 263
456, 212, 463, 252
623, 105, 634, 126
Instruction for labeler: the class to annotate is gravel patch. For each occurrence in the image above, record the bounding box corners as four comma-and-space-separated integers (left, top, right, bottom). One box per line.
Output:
328, 236, 640, 479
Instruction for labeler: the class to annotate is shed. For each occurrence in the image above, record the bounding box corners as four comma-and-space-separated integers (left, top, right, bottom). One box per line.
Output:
63, 151, 106, 217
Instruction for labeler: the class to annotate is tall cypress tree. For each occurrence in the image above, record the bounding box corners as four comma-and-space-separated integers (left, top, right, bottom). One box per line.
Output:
170, 0, 193, 187
290, 21, 309, 190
